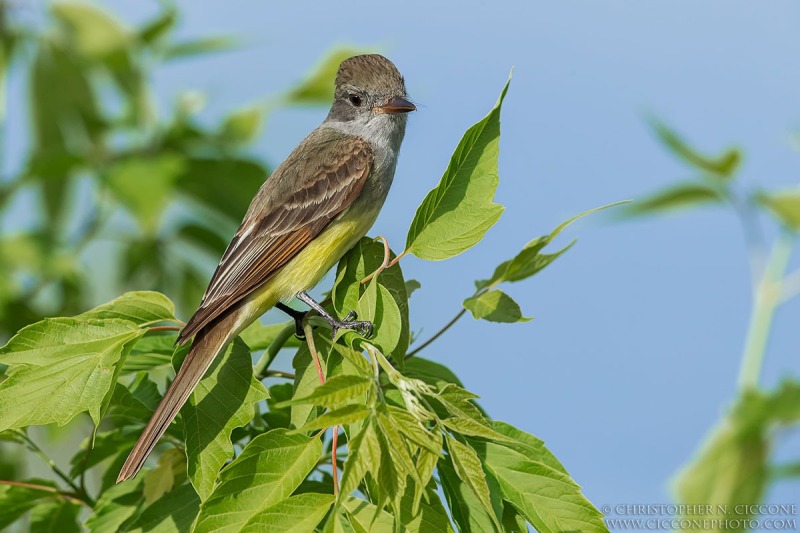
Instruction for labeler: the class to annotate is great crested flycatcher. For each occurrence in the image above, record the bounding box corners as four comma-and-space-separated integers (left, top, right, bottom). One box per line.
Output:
117, 54, 414, 482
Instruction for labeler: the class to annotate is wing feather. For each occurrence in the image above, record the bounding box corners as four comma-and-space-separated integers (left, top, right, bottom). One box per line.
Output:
178, 132, 373, 344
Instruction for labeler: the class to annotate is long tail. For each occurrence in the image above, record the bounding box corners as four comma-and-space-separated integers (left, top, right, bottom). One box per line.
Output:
116, 309, 242, 483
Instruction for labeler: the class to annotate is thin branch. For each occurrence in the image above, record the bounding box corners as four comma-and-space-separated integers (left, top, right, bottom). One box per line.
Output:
729, 192, 768, 289
406, 308, 467, 359
332, 426, 340, 496
254, 323, 295, 379
305, 322, 325, 384
303, 323, 342, 495
360, 236, 396, 285
738, 232, 794, 390
262, 370, 295, 380
0, 480, 86, 506
779, 267, 800, 305
147, 325, 182, 332
12, 430, 95, 506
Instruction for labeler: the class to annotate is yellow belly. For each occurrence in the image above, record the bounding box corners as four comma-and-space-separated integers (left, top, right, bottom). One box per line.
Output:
229, 212, 375, 334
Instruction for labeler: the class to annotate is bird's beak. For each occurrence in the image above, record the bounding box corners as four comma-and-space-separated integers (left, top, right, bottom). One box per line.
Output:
374, 96, 416, 114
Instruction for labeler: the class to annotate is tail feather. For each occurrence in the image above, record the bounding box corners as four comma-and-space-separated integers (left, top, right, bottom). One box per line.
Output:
116, 310, 241, 483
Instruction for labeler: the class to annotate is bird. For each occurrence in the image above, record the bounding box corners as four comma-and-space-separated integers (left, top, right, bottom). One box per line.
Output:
117, 54, 415, 482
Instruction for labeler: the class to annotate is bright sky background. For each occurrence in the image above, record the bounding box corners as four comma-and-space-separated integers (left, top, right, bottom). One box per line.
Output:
25, 0, 800, 513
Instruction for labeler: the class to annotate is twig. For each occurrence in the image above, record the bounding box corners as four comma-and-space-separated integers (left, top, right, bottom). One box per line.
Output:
0, 480, 86, 506
360, 238, 409, 285
303, 323, 341, 496
12, 430, 95, 506
304, 323, 325, 384
737, 232, 794, 390
406, 308, 467, 359
779, 267, 800, 305
262, 370, 295, 380
148, 325, 182, 332
332, 426, 340, 496
729, 192, 767, 289
254, 323, 295, 379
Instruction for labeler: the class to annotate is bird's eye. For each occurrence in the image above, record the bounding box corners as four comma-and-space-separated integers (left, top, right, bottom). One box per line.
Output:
348, 94, 362, 107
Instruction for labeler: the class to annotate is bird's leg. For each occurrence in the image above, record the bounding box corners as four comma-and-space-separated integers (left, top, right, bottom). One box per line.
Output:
275, 302, 307, 338
296, 291, 373, 339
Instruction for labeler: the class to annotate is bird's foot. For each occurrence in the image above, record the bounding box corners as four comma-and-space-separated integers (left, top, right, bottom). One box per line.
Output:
275, 302, 307, 339
329, 310, 373, 340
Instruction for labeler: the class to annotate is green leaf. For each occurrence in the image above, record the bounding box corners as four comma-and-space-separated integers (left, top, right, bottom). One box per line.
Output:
405, 280, 421, 299
105, 372, 161, 425
179, 338, 269, 500
376, 406, 423, 488
138, 9, 176, 45
78, 291, 176, 326
124, 482, 200, 533
29, 498, 81, 533
263, 382, 293, 429
439, 455, 503, 533
105, 154, 186, 233
339, 417, 382, 498
30, 40, 100, 148
463, 289, 531, 323
85, 475, 145, 533
164, 37, 237, 60
441, 416, 513, 443
674, 420, 766, 532
398, 485, 455, 533
195, 429, 323, 533
281, 374, 372, 410
0, 318, 141, 430
471, 426, 607, 533
296, 404, 371, 432
404, 357, 464, 388
445, 435, 502, 531
0, 479, 58, 530
405, 76, 509, 261
69, 427, 140, 482
490, 421, 568, 474
290, 333, 334, 429
177, 222, 230, 257
478, 201, 627, 289
286, 47, 376, 105
122, 335, 176, 373
325, 337, 373, 378
756, 189, 800, 231
144, 448, 186, 505
626, 183, 722, 217
650, 118, 742, 179
241, 493, 334, 532
30, 41, 100, 227
220, 106, 264, 145
239, 320, 300, 352
671, 382, 800, 530
502, 501, 529, 533
51, 1, 129, 59
342, 496, 397, 532
333, 237, 411, 358
177, 157, 267, 221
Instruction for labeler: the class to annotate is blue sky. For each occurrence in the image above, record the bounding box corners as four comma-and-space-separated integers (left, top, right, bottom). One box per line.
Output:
23, 0, 800, 514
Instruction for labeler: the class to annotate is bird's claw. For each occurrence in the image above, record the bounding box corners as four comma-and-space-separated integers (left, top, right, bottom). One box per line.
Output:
330, 311, 373, 340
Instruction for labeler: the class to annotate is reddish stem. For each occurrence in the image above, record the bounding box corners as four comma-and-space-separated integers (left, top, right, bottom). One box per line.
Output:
148, 325, 181, 332
332, 426, 340, 496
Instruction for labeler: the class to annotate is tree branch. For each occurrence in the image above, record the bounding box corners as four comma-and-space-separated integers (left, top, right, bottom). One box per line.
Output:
406, 308, 467, 359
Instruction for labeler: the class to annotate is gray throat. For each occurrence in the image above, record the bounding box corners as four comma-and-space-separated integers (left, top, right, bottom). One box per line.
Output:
322, 113, 408, 204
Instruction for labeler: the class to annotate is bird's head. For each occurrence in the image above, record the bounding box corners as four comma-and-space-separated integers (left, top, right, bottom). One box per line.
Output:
328, 54, 415, 126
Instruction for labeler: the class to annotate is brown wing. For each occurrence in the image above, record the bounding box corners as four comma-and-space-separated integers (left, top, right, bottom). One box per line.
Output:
177, 132, 373, 344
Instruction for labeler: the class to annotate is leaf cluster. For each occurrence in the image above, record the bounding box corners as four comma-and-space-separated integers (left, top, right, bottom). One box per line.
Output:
626, 118, 800, 524
0, 58, 618, 531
